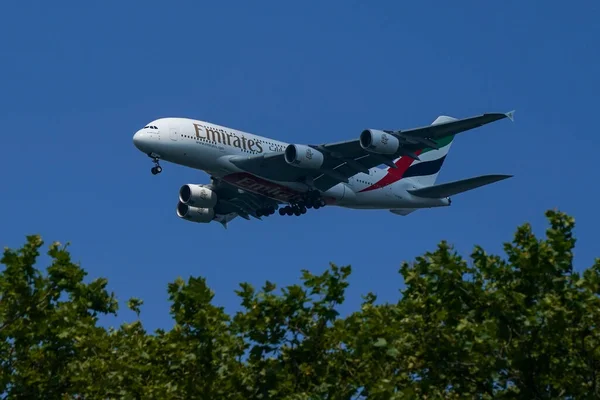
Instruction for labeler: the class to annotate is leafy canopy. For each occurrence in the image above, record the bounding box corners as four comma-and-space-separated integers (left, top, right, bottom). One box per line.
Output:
1, 209, 599, 399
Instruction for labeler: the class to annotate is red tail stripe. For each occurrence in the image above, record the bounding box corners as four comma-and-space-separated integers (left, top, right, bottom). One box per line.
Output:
358, 149, 423, 193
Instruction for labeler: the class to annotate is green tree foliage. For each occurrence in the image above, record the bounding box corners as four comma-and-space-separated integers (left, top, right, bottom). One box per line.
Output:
1, 209, 599, 399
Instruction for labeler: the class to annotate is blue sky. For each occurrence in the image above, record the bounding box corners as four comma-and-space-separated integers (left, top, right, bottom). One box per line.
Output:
1, 0, 599, 331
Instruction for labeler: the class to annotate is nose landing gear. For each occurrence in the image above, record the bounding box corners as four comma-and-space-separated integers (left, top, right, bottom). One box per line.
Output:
149, 153, 162, 175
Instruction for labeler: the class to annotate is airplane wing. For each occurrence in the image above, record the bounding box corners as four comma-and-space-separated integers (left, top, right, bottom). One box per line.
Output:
229, 110, 514, 192
208, 177, 281, 225
407, 174, 513, 198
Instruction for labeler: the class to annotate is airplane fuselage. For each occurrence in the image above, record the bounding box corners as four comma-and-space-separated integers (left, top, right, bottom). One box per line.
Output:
132, 117, 450, 211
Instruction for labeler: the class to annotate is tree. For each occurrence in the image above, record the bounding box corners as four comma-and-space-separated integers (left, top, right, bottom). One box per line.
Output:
1, 209, 599, 399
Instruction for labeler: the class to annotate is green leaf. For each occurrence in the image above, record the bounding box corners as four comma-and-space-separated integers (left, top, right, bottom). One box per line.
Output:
386, 347, 400, 357
127, 297, 144, 317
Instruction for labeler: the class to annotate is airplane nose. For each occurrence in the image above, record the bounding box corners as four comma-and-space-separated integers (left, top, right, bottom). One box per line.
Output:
133, 130, 145, 151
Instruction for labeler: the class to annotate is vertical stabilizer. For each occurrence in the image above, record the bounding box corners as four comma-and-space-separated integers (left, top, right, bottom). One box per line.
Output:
388, 115, 457, 187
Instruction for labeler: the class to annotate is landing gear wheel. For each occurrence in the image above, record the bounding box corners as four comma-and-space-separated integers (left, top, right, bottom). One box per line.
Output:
279, 203, 308, 216
258, 206, 276, 217
307, 197, 324, 209
149, 153, 162, 175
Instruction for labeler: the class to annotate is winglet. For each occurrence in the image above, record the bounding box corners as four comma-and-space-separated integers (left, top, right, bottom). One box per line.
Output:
505, 110, 516, 122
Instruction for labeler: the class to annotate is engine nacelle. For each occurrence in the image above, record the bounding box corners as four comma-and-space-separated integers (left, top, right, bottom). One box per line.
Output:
359, 129, 400, 155
179, 184, 218, 208
284, 144, 324, 169
176, 202, 215, 223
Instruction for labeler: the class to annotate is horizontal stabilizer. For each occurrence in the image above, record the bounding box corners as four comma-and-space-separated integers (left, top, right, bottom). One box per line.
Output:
407, 174, 512, 198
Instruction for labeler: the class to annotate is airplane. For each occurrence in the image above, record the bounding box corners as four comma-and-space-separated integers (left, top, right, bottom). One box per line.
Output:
132, 110, 515, 227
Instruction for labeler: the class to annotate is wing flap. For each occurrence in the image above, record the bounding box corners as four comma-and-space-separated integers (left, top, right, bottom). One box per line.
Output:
408, 174, 512, 198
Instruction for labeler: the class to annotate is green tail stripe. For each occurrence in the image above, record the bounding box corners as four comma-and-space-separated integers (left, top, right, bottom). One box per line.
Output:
420, 134, 454, 156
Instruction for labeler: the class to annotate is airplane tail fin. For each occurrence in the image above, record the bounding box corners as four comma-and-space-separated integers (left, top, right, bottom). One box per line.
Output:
388, 115, 457, 187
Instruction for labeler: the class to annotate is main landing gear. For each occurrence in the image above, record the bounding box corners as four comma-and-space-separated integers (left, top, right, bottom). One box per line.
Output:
278, 192, 326, 217
279, 203, 307, 216
149, 154, 162, 175
303, 190, 326, 210
256, 206, 276, 217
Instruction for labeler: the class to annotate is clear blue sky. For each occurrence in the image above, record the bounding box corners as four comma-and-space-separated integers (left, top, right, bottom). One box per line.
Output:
2, 1, 599, 331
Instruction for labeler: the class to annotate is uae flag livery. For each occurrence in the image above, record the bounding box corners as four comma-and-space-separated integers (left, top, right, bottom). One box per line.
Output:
359, 133, 455, 193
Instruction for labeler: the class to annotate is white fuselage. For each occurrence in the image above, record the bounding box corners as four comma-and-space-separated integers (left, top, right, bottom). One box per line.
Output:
132, 117, 450, 211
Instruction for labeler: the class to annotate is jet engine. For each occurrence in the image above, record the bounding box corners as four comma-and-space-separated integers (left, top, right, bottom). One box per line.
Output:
359, 129, 400, 155
179, 184, 218, 208
284, 144, 324, 169
176, 202, 215, 223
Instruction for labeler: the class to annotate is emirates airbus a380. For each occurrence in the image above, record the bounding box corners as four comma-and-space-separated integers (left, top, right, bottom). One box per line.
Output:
132, 110, 515, 227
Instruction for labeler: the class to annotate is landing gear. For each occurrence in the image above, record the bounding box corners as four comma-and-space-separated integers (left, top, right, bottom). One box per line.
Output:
305, 190, 325, 209
312, 199, 326, 209
149, 153, 162, 175
256, 206, 276, 217
278, 202, 309, 216
278, 190, 328, 217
